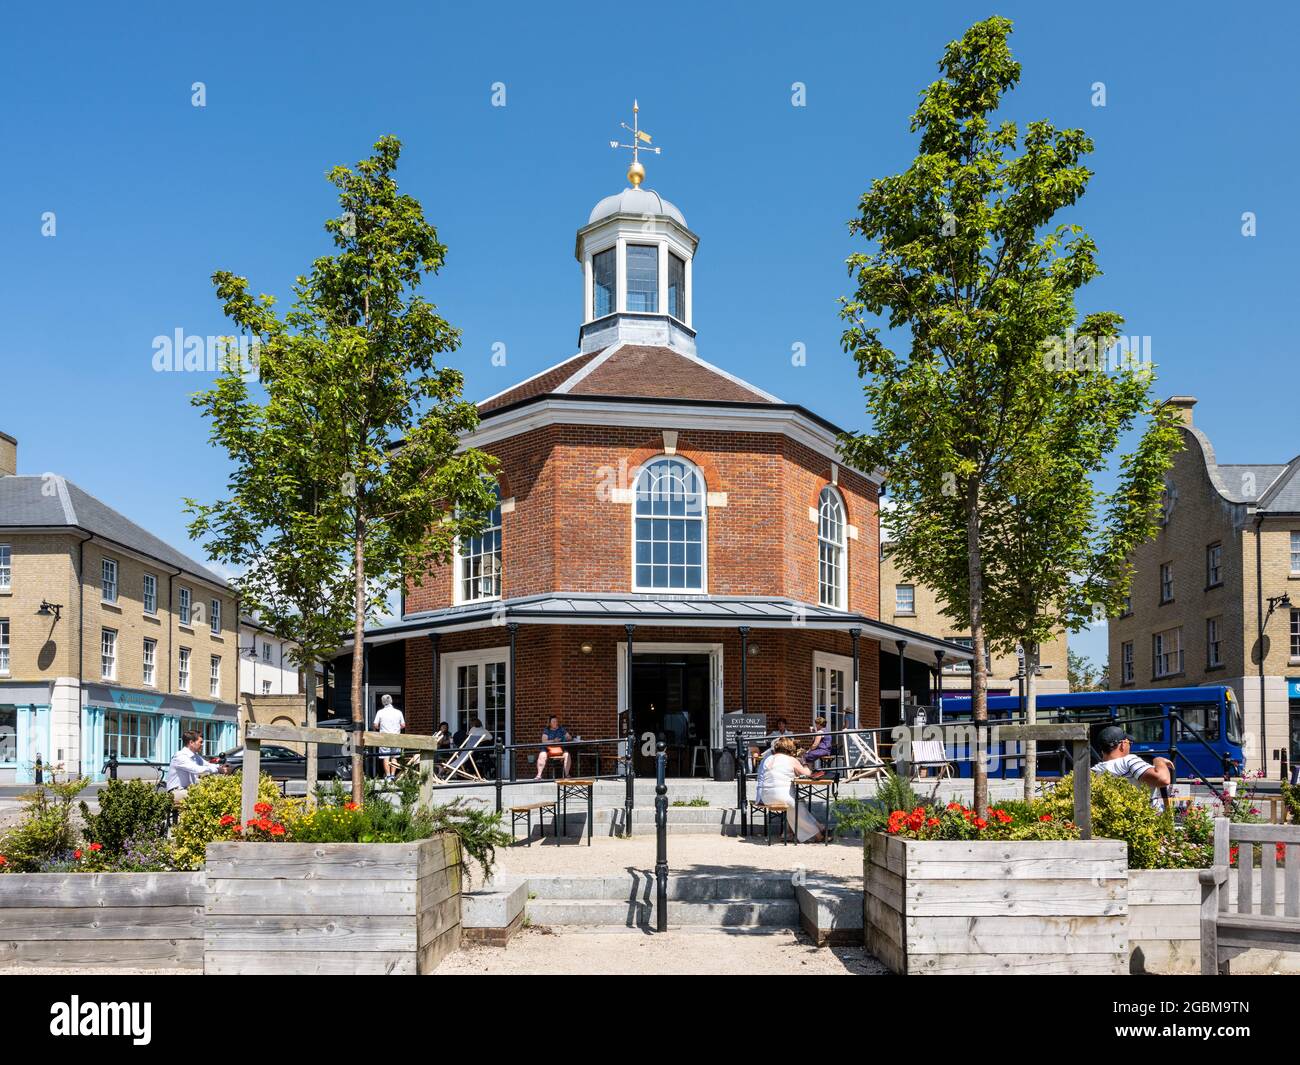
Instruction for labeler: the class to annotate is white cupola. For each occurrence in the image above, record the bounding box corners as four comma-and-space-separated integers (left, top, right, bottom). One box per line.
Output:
574, 102, 699, 355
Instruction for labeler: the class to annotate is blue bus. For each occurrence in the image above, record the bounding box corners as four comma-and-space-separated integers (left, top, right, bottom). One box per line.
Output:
934, 686, 1244, 783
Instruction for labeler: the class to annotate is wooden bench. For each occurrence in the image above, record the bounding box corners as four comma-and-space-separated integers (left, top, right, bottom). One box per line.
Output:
509, 801, 558, 844
1200, 818, 1300, 974
747, 801, 790, 846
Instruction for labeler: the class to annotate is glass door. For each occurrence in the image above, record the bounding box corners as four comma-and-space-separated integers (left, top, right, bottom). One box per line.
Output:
813, 654, 852, 733
446, 653, 509, 744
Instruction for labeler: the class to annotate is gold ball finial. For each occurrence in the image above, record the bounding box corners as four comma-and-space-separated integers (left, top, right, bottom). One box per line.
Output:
627, 160, 645, 188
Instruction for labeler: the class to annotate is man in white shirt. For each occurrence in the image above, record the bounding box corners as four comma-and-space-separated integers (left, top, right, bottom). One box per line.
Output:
373, 694, 406, 780
164, 729, 227, 804
1091, 725, 1174, 811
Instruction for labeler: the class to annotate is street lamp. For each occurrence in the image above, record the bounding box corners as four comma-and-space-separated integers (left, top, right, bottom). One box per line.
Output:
36, 600, 63, 622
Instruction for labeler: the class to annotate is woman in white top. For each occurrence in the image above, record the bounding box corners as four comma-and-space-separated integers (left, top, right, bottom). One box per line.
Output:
757, 737, 823, 842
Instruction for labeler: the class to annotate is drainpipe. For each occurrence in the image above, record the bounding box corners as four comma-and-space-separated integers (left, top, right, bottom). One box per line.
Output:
738, 626, 749, 714
76, 531, 92, 775
895, 639, 908, 724
1255, 512, 1268, 776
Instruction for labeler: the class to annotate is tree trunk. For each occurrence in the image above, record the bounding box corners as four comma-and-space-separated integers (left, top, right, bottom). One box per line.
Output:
967, 483, 988, 817
304, 666, 318, 806
1023, 640, 1038, 801
350, 522, 367, 805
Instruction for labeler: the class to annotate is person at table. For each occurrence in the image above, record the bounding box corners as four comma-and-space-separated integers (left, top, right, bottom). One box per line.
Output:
534, 715, 573, 779
433, 721, 452, 749
765, 718, 794, 752
801, 715, 833, 774
758, 737, 824, 843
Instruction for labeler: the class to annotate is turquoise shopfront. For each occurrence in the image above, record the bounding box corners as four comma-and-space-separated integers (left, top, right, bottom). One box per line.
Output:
81, 684, 237, 781
0, 702, 52, 784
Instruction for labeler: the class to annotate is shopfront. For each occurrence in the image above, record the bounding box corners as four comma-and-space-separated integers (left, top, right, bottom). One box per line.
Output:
81, 684, 237, 781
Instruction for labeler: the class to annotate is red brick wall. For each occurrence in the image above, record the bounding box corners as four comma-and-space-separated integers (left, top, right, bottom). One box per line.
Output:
404, 423, 881, 611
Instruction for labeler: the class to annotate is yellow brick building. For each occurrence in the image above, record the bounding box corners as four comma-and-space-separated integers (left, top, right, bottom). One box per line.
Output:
1107, 398, 1300, 776
879, 540, 1070, 711
0, 431, 239, 783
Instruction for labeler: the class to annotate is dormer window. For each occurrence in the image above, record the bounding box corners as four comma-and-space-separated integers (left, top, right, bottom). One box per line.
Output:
668, 253, 686, 320
626, 244, 659, 312
592, 248, 616, 318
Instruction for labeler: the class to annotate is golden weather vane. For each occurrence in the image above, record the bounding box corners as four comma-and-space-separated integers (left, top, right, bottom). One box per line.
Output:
609, 99, 661, 188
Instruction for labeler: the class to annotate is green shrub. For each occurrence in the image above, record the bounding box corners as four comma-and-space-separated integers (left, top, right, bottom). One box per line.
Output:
671, 798, 709, 807
1283, 781, 1300, 824
832, 798, 888, 836
80, 779, 172, 856
1043, 772, 1164, 868
0, 779, 88, 872
874, 771, 920, 814
171, 771, 282, 870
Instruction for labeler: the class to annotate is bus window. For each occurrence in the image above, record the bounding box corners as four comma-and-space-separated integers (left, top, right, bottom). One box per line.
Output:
1170, 702, 1220, 739
1225, 690, 1244, 745
1116, 708, 1165, 744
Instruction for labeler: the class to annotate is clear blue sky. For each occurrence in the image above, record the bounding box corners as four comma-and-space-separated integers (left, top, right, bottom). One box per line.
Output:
2, 1, 1295, 667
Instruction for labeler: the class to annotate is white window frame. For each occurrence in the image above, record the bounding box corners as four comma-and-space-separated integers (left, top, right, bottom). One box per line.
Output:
178, 647, 191, 692
101, 557, 118, 603
1206, 543, 1222, 587
262, 641, 272, 664
1120, 640, 1134, 684
817, 486, 847, 610
1153, 628, 1183, 679
179, 587, 192, 626
142, 572, 157, 615
0, 544, 10, 591
631, 456, 708, 593
142, 637, 157, 687
0, 618, 9, 675
210, 654, 221, 698
1159, 562, 1173, 603
895, 584, 915, 615
210, 598, 221, 635
1206, 617, 1222, 669
262, 679, 272, 695
1291, 609, 1300, 661
453, 485, 503, 605
812, 650, 855, 735
1292, 531, 1300, 575
101, 627, 117, 681
439, 646, 512, 747
103, 709, 159, 762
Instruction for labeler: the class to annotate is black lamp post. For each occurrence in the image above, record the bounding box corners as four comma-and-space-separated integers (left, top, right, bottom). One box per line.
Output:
37, 600, 63, 623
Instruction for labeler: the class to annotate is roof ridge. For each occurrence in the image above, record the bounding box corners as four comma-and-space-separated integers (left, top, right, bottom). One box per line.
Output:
475, 349, 589, 408
553, 342, 625, 393
1256, 454, 1300, 509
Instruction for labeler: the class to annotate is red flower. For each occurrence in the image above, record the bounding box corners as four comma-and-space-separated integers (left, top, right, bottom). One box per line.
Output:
253, 802, 273, 815
345, 802, 359, 811
89, 842, 103, 852
0, 855, 8, 866
270, 824, 286, 837
1039, 814, 1053, 822
219, 814, 236, 826
972, 817, 988, 830
927, 818, 940, 827
74, 849, 82, 860
946, 802, 964, 812
230, 824, 242, 833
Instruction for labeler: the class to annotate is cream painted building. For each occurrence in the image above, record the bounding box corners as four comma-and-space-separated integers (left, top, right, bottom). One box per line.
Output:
1108, 397, 1300, 777
0, 431, 239, 782
879, 541, 1070, 706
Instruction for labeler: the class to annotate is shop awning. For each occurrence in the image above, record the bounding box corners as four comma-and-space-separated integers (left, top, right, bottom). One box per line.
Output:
349, 593, 973, 665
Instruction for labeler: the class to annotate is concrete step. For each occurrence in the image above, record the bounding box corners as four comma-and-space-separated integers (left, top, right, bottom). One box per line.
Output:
525, 872, 795, 901
525, 897, 801, 929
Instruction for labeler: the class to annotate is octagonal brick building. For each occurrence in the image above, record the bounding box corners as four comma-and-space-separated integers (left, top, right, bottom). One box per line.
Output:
357, 175, 967, 775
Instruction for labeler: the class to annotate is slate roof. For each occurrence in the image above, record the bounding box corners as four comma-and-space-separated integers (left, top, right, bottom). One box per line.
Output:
475, 343, 781, 415
0, 474, 227, 586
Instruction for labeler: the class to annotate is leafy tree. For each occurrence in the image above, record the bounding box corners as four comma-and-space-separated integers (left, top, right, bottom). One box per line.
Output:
189, 137, 497, 801
838, 17, 1175, 813
1068, 649, 1107, 693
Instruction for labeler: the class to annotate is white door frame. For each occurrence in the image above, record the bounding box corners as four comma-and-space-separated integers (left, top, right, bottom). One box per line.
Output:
812, 651, 855, 728
439, 647, 511, 746
616, 641, 724, 747
367, 685, 402, 723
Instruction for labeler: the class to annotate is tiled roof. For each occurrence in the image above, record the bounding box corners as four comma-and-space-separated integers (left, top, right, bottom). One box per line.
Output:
475, 344, 779, 414
0, 474, 227, 586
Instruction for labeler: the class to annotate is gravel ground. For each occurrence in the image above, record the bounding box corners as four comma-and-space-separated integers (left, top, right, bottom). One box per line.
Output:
436, 927, 886, 975
490, 833, 866, 884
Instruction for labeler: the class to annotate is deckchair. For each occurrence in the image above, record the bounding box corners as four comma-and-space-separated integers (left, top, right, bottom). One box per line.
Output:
432, 730, 491, 784
841, 729, 888, 782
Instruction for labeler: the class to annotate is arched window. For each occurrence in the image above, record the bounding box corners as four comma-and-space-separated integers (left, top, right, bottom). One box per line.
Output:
818, 486, 846, 608
457, 484, 502, 603
634, 458, 705, 591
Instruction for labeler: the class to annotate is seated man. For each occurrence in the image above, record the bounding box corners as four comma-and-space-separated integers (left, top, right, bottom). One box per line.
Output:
1091, 725, 1173, 810
534, 715, 572, 779
165, 729, 228, 804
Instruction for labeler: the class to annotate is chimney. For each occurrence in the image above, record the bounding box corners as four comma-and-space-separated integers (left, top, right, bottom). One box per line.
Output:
0, 432, 15, 477
1164, 396, 1197, 427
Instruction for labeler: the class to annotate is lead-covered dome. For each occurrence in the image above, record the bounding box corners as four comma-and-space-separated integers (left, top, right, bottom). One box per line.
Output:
587, 186, 687, 227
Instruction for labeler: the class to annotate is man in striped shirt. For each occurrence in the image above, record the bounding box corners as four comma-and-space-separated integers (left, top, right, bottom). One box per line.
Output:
1091, 725, 1174, 810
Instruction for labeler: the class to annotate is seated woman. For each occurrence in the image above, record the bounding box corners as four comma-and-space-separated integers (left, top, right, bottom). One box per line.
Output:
800, 715, 833, 774
757, 737, 824, 843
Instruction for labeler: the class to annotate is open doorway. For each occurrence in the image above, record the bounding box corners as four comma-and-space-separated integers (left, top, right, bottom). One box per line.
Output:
631, 653, 711, 775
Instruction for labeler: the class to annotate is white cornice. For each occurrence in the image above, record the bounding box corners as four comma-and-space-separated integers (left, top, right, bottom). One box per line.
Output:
459, 397, 885, 486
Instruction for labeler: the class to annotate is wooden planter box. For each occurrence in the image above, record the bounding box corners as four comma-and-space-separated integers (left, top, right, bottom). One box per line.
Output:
865, 833, 1129, 975
204, 835, 462, 975
1129, 868, 1300, 975
0, 872, 205, 969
